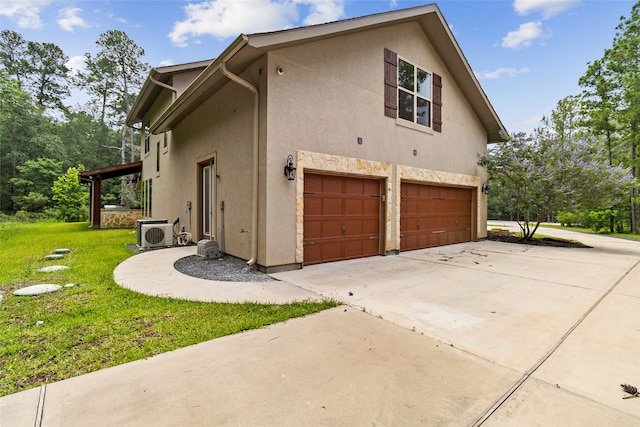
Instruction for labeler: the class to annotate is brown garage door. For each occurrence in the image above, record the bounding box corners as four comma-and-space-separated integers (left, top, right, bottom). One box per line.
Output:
400, 183, 472, 251
304, 174, 381, 265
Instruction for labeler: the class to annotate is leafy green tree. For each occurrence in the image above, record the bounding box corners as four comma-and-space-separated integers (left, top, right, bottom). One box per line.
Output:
75, 53, 118, 124
543, 95, 583, 144
52, 166, 89, 222
9, 158, 62, 212
90, 30, 148, 206
0, 70, 52, 212
24, 41, 70, 112
0, 30, 28, 83
580, 1, 640, 233
93, 30, 148, 160
479, 130, 635, 239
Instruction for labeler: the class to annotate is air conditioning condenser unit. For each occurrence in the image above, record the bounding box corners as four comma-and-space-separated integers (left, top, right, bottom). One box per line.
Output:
140, 223, 174, 248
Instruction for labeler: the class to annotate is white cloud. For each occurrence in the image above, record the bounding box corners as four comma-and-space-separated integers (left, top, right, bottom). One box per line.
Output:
518, 114, 544, 127
0, 0, 50, 29
477, 67, 530, 80
169, 0, 345, 47
158, 60, 175, 67
514, 0, 580, 19
501, 21, 544, 49
65, 55, 86, 75
299, 0, 344, 25
57, 7, 90, 32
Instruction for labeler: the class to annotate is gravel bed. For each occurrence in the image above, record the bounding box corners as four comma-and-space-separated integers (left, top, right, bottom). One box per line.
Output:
173, 255, 275, 282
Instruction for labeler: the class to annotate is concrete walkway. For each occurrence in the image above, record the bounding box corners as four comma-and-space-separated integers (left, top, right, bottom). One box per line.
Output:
1, 223, 639, 426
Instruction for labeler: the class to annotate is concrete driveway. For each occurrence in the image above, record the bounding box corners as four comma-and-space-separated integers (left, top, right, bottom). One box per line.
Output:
1, 223, 639, 426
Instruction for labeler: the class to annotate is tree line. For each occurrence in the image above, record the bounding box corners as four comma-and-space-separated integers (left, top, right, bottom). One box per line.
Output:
0, 29, 148, 219
481, 1, 640, 236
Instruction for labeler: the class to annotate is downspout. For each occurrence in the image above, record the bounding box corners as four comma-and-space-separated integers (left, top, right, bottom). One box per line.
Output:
219, 41, 259, 266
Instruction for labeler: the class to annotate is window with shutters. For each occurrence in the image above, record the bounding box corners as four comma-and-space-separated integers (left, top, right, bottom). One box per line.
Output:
384, 48, 442, 132
398, 58, 431, 127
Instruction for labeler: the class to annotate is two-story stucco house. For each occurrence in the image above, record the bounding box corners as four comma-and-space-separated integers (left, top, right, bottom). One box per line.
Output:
126, 3, 505, 272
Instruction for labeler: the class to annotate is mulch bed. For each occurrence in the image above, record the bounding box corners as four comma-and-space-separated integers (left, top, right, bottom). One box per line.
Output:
486, 230, 591, 248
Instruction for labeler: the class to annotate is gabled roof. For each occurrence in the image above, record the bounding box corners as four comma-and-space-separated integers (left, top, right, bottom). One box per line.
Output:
135, 3, 506, 141
126, 59, 213, 126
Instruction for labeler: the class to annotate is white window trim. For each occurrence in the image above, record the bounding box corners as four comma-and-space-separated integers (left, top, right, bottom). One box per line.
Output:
397, 56, 433, 128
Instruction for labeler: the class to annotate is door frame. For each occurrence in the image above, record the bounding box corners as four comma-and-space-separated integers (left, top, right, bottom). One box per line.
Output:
197, 156, 217, 241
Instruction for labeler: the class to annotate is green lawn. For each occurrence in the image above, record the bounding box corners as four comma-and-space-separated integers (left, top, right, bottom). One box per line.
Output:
537, 223, 640, 240
0, 222, 336, 397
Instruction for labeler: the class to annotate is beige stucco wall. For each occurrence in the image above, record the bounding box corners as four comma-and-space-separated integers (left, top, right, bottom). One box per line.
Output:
146, 59, 265, 262
140, 21, 491, 269
263, 22, 488, 267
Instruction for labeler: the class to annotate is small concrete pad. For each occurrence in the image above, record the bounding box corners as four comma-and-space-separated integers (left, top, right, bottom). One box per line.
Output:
14, 284, 62, 296
37, 265, 69, 273
114, 246, 321, 303
44, 254, 64, 260
54, 248, 71, 254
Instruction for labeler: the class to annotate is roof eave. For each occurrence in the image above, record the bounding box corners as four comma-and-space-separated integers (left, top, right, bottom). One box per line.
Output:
151, 35, 249, 134
150, 4, 505, 140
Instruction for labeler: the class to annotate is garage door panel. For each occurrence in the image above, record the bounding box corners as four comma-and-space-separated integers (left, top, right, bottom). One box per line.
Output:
304, 220, 322, 239
323, 198, 342, 216
321, 220, 342, 238
344, 199, 363, 215
401, 182, 473, 251
322, 175, 343, 193
304, 174, 381, 265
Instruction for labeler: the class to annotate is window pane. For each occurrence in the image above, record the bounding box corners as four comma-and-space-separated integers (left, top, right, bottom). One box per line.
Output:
417, 68, 431, 99
417, 97, 430, 126
398, 59, 414, 91
398, 90, 414, 121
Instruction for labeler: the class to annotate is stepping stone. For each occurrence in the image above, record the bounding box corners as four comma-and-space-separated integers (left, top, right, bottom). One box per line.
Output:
54, 248, 71, 254
64, 283, 80, 288
44, 254, 64, 260
14, 284, 62, 296
37, 265, 69, 273
0, 295, 3, 305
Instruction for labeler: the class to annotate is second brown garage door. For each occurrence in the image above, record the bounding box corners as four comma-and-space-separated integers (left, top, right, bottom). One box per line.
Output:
304, 174, 381, 265
400, 183, 472, 251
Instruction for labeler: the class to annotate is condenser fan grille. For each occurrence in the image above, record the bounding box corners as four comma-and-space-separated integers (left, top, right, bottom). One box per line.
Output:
145, 227, 165, 245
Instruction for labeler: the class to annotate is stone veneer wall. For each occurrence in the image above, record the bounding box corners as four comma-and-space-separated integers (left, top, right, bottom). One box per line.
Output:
100, 210, 142, 229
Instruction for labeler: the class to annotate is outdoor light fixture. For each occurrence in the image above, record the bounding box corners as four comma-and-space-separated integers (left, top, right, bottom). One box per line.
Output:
284, 154, 297, 181
482, 182, 490, 194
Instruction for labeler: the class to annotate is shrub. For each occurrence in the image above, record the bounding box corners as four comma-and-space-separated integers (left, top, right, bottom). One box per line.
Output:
52, 166, 89, 222
557, 211, 582, 227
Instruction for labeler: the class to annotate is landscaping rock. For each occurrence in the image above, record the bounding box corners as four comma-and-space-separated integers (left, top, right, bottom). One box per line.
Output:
37, 265, 69, 273
14, 284, 62, 296
45, 254, 65, 260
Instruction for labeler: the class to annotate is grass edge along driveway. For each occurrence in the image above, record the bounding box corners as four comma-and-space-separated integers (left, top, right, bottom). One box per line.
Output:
0, 221, 336, 397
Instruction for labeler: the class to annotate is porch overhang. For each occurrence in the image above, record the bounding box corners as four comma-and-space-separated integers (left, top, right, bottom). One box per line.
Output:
79, 161, 143, 228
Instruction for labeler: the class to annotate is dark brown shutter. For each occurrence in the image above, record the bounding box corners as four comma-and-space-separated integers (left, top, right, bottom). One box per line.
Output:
432, 73, 442, 132
384, 48, 397, 118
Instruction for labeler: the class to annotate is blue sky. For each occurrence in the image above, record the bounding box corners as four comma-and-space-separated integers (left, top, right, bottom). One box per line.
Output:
0, 0, 635, 132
